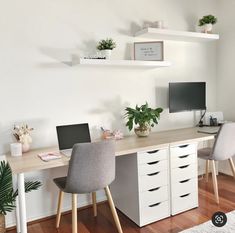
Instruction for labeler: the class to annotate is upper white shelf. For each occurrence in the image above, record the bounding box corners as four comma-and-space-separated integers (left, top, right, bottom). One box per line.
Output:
79, 58, 171, 68
135, 28, 219, 42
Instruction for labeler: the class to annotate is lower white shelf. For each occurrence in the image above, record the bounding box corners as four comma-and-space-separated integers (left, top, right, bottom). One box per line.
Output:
78, 58, 171, 68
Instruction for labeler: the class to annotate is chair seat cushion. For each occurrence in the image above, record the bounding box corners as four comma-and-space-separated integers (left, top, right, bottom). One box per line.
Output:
198, 147, 213, 160
53, 177, 67, 190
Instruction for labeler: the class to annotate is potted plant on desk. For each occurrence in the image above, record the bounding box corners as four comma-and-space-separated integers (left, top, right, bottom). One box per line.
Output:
124, 102, 163, 137
0, 161, 41, 233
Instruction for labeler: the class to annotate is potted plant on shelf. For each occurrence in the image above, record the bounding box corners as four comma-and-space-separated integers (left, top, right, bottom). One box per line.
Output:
199, 15, 217, 33
124, 102, 163, 137
13, 124, 34, 153
97, 38, 116, 59
0, 160, 41, 233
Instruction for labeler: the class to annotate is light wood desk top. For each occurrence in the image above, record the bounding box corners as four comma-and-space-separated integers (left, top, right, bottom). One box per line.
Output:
7, 127, 214, 174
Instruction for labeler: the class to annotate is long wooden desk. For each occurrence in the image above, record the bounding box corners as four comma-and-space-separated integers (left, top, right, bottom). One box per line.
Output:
6, 127, 214, 233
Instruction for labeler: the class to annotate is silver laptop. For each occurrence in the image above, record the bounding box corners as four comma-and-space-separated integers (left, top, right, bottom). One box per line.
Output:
56, 123, 91, 157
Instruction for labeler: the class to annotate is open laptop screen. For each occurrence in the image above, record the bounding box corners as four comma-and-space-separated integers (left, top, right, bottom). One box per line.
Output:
56, 123, 91, 150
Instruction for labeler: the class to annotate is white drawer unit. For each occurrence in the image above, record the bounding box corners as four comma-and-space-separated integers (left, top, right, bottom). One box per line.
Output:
171, 163, 197, 183
110, 148, 170, 227
170, 143, 198, 215
138, 159, 167, 176
170, 143, 197, 158
138, 148, 168, 164
139, 186, 168, 207
172, 192, 198, 215
171, 153, 197, 168
139, 170, 168, 192
140, 200, 170, 226
171, 178, 198, 197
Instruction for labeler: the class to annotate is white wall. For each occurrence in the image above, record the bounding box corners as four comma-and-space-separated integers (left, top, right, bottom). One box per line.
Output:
217, 0, 235, 175
0, 0, 218, 227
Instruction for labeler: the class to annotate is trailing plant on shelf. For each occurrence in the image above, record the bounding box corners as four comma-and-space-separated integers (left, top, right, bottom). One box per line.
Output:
97, 38, 116, 59
0, 161, 41, 233
124, 102, 163, 137
198, 15, 217, 33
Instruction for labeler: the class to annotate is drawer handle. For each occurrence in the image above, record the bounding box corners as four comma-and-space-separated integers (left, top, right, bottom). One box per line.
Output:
147, 150, 159, 154
179, 179, 190, 183
179, 145, 189, 148
148, 187, 160, 192
149, 202, 161, 208
147, 161, 160, 165
147, 172, 160, 176
180, 193, 190, 198
179, 155, 189, 159
179, 165, 189, 169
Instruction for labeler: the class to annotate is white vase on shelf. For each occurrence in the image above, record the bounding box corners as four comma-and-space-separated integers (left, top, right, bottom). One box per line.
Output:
203, 23, 213, 33
103, 49, 112, 59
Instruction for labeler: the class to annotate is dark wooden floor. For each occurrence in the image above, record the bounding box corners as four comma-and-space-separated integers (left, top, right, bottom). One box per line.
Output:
7, 174, 235, 233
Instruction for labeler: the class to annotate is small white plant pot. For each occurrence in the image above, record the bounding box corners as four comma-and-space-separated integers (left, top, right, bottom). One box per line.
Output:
103, 49, 112, 59
203, 24, 213, 33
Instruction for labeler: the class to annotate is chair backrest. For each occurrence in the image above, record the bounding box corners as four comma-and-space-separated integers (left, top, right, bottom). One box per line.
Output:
212, 123, 235, 161
65, 140, 115, 194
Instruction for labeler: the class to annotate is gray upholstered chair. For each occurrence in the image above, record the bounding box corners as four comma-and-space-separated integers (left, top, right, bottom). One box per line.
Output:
198, 123, 235, 204
53, 140, 123, 233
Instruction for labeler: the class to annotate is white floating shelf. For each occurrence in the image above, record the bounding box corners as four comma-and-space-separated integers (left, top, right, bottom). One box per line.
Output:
135, 28, 219, 42
79, 58, 171, 68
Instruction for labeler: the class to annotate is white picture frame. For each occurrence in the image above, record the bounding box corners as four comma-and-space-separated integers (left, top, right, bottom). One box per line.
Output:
134, 41, 164, 61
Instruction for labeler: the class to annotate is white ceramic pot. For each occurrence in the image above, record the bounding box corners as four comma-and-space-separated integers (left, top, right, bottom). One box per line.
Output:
22, 143, 30, 153
103, 49, 112, 59
204, 23, 213, 33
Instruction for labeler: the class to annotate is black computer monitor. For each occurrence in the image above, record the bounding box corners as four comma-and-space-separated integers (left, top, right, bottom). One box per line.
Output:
56, 123, 91, 150
169, 82, 206, 113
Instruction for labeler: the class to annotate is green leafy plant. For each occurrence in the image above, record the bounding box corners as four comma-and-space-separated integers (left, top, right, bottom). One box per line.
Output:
124, 102, 163, 131
199, 15, 217, 26
0, 160, 41, 215
97, 38, 116, 50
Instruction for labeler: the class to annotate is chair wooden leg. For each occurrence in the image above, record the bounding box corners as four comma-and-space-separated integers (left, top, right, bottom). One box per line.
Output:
56, 190, 64, 228
205, 160, 210, 182
104, 186, 123, 233
72, 194, 77, 233
92, 192, 97, 217
211, 160, 219, 204
228, 158, 235, 179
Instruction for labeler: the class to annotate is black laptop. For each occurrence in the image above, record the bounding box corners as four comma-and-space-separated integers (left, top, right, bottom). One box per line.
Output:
56, 123, 91, 157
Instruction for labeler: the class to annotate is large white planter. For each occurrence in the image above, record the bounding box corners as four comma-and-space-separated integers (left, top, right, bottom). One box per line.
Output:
103, 49, 112, 59
203, 23, 213, 33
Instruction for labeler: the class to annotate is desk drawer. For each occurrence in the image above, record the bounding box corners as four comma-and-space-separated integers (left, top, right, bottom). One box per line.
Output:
171, 178, 197, 198
140, 186, 168, 207
139, 170, 168, 192
138, 160, 167, 176
171, 163, 197, 183
172, 192, 198, 215
140, 200, 170, 226
138, 149, 167, 164
170, 144, 196, 158
171, 153, 196, 168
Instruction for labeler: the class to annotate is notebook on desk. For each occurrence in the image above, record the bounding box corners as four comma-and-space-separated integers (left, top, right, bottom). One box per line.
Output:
197, 126, 220, 134
56, 123, 91, 157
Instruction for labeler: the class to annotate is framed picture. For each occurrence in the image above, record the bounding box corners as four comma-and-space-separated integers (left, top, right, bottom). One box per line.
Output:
134, 41, 164, 61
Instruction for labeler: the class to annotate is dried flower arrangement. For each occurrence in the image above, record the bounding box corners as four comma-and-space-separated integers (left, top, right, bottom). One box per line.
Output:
13, 124, 34, 144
